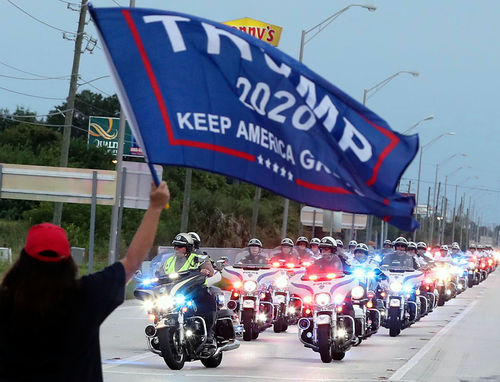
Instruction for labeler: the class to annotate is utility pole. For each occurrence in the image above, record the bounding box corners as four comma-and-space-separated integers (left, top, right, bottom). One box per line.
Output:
180, 168, 192, 232
53, 0, 88, 226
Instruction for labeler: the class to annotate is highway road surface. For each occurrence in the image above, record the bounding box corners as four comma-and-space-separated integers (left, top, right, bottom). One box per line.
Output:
101, 273, 500, 382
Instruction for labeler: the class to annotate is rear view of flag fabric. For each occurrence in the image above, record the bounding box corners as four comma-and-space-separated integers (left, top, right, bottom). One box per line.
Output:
89, 5, 419, 231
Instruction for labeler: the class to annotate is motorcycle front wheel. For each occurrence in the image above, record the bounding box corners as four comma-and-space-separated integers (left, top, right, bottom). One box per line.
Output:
331, 350, 345, 361
437, 287, 446, 306
201, 352, 223, 368
388, 308, 401, 337
158, 327, 185, 370
242, 309, 253, 341
317, 324, 332, 363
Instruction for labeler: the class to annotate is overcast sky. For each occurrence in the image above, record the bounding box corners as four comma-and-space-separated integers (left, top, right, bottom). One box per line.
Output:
2, 0, 499, 226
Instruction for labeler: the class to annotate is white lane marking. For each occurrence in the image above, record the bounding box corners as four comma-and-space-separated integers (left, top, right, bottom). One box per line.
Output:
103, 371, 386, 381
102, 352, 155, 370
104, 370, 174, 376
389, 299, 478, 381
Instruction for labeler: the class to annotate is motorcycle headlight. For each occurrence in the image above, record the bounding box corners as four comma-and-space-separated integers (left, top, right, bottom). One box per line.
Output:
157, 296, 174, 310
314, 293, 331, 306
175, 294, 186, 305
389, 281, 403, 293
354, 269, 365, 279
243, 280, 258, 292
351, 286, 365, 299
468, 262, 475, 269
143, 300, 154, 311
275, 277, 288, 289
437, 269, 449, 280
403, 285, 413, 293
367, 271, 376, 279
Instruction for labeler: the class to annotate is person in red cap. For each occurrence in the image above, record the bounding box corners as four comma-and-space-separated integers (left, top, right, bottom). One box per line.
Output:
0, 181, 170, 382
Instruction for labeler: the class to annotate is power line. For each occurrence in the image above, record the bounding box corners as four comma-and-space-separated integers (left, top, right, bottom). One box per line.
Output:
0, 60, 70, 79
401, 177, 500, 194
80, 82, 112, 96
0, 109, 71, 119
110, 0, 123, 7
7, 0, 73, 33
0, 117, 66, 128
56, 0, 80, 5
0, 85, 66, 100
74, 99, 119, 115
0, 73, 70, 81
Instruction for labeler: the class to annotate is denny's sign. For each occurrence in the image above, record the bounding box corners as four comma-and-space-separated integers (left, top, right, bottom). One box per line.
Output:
222, 17, 282, 47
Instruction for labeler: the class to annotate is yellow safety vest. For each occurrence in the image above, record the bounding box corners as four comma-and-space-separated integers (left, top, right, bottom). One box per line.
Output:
163, 253, 208, 284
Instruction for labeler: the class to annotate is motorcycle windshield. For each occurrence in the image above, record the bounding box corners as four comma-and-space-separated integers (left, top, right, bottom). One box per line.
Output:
234, 248, 271, 268
381, 252, 415, 271
269, 246, 301, 266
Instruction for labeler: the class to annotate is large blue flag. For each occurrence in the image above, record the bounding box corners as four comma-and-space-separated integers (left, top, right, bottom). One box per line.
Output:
89, 5, 419, 231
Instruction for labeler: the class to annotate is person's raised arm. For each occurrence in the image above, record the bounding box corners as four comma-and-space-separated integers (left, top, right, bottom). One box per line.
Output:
121, 181, 170, 282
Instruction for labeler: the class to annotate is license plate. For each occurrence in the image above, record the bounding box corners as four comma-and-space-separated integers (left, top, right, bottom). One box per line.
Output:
389, 299, 401, 307
243, 300, 255, 308
316, 314, 330, 325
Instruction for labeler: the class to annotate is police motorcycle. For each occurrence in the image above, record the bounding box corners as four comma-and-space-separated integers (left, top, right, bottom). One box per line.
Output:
406, 242, 432, 317
432, 261, 456, 305
450, 255, 469, 294
379, 238, 424, 337
465, 246, 481, 287
413, 242, 438, 313
348, 244, 384, 345
222, 246, 275, 341
290, 238, 359, 362
134, 265, 239, 370
269, 254, 305, 333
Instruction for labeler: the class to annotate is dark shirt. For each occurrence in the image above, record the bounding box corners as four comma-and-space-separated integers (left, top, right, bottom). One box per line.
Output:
381, 252, 418, 269
270, 251, 300, 264
307, 255, 343, 275
239, 254, 268, 265
0, 262, 125, 382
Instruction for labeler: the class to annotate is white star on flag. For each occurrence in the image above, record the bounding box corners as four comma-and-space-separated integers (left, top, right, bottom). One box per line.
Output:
265, 158, 271, 168
273, 163, 279, 173
287, 171, 293, 181
280, 167, 287, 177
257, 155, 263, 165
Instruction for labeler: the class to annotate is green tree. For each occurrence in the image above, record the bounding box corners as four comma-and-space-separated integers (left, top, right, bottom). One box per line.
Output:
47, 90, 120, 139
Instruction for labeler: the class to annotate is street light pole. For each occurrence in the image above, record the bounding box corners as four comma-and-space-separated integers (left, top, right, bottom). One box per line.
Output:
452, 176, 478, 243
429, 153, 466, 245
362, 71, 420, 243
282, 3, 377, 239
402, 115, 434, 135
413, 132, 455, 242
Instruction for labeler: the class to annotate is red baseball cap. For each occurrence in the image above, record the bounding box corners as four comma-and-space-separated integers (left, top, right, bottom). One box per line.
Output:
25, 223, 71, 263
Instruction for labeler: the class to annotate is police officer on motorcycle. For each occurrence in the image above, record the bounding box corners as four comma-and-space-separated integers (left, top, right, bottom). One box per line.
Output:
271, 238, 300, 264
435, 245, 452, 262
310, 238, 321, 259
308, 237, 343, 274
416, 242, 433, 267
238, 238, 268, 264
350, 243, 371, 266
296, 236, 314, 261
381, 237, 418, 269
162, 233, 217, 349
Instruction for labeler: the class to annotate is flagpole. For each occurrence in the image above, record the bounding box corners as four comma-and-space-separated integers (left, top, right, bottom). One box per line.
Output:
108, 0, 136, 265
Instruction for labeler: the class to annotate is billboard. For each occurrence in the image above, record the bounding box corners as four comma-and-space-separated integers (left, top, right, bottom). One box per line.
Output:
222, 17, 282, 47
0, 163, 116, 205
88, 116, 144, 157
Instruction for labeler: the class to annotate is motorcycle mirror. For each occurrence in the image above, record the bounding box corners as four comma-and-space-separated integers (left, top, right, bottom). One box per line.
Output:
220, 256, 228, 261
134, 270, 142, 280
